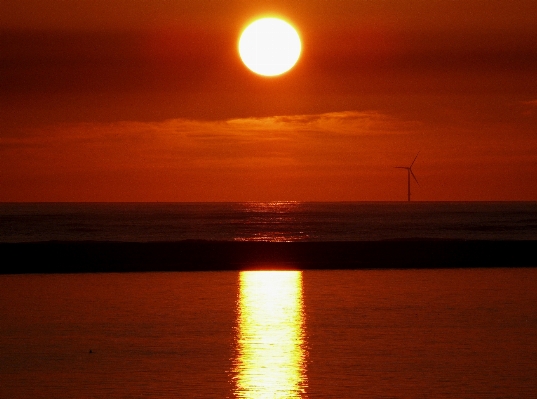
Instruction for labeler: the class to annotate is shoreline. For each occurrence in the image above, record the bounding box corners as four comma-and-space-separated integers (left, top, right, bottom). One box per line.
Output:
1, 240, 536, 274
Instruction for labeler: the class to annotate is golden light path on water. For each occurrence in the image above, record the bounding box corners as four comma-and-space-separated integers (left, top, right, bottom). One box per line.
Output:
233, 271, 308, 398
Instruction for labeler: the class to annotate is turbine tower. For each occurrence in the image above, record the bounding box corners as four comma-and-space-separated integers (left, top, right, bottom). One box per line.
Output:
395, 152, 420, 202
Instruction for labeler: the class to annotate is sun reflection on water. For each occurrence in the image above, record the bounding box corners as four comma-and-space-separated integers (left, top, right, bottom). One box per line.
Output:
233, 271, 308, 398
234, 202, 309, 242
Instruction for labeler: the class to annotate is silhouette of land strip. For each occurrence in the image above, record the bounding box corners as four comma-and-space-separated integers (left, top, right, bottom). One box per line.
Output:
1, 240, 535, 274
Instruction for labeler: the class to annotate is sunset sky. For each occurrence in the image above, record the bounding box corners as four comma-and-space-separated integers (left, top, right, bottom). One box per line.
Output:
2, 0, 537, 201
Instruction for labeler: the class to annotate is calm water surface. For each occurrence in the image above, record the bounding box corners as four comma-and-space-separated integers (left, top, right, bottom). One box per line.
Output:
1, 269, 536, 398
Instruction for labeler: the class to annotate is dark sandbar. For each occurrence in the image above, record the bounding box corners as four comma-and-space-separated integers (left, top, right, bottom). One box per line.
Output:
1, 240, 535, 274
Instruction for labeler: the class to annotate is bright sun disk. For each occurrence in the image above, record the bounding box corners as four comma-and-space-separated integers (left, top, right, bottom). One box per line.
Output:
239, 17, 302, 77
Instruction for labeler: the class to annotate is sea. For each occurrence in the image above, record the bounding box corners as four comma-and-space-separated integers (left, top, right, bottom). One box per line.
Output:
1, 202, 536, 398
1, 201, 536, 242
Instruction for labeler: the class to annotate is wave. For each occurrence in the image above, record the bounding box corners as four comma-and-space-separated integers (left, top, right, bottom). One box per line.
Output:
1, 240, 535, 274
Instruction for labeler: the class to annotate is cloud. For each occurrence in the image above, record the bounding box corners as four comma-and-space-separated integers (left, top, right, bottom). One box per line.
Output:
2, 108, 537, 201
219, 110, 417, 137
33, 109, 412, 142
1, 110, 418, 174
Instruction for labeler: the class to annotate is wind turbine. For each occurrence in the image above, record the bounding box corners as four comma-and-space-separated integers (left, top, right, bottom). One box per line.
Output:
395, 152, 420, 202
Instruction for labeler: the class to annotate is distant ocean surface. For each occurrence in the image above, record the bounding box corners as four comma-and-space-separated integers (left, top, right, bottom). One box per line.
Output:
1, 202, 536, 242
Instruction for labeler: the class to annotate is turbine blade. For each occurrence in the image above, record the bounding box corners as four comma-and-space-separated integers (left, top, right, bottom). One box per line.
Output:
410, 151, 420, 168
411, 169, 419, 186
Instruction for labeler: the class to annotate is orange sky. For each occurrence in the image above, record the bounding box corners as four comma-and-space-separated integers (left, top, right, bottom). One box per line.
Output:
1, 0, 537, 201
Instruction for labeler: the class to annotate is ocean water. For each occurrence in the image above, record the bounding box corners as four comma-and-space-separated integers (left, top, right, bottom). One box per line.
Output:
1, 201, 536, 242
1, 269, 536, 398
1, 202, 536, 397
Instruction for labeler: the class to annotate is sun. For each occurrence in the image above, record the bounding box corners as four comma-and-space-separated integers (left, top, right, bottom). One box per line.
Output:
239, 17, 302, 77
